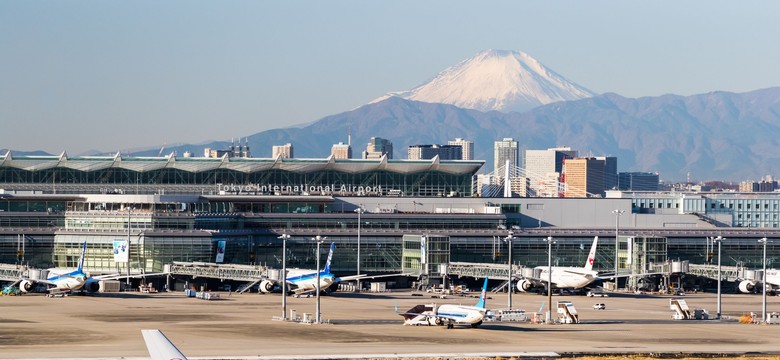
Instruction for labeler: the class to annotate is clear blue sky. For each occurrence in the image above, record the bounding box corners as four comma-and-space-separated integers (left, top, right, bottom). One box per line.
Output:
2, 1, 779, 154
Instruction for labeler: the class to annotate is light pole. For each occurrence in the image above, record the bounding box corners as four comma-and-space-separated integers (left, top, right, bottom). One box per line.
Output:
544, 236, 555, 324
504, 231, 515, 309
313, 235, 326, 324
126, 207, 132, 288
759, 237, 768, 323
713, 236, 723, 319
354, 205, 365, 291
612, 209, 624, 289
278, 233, 290, 321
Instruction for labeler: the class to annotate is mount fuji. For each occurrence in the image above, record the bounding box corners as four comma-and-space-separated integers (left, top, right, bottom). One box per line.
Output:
372, 49, 597, 113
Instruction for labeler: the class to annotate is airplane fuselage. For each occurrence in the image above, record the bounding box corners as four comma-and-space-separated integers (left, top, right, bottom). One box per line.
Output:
45, 270, 88, 291
284, 268, 336, 293
436, 304, 487, 325
537, 267, 598, 289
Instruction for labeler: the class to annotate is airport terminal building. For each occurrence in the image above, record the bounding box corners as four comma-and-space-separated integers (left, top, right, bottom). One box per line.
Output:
1, 153, 778, 291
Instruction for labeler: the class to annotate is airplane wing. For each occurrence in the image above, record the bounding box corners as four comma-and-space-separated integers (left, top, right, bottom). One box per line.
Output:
2, 276, 58, 287
336, 272, 409, 283
92, 272, 170, 281
141, 329, 188, 360
596, 271, 665, 281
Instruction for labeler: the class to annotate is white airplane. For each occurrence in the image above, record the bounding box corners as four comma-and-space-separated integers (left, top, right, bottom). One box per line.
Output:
399, 277, 489, 329
4, 242, 91, 294
2, 242, 162, 295
258, 242, 401, 295
737, 269, 780, 295
142, 329, 188, 360
517, 236, 601, 292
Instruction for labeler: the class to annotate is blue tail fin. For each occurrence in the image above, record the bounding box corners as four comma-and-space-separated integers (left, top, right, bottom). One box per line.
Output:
475, 277, 489, 309
77, 241, 87, 273
323, 242, 335, 274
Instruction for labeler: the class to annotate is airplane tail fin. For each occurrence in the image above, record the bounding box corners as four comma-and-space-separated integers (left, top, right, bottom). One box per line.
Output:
474, 277, 489, 309
323, 242, 335, 274
142, 329, 188, 360
584, 236, 598, 272
77, 241, 87, 273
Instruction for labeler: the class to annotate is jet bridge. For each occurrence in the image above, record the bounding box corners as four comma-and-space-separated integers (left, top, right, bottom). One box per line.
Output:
166, 261, 274, 283
687, 264, 741, 282
0, 263, 27, 282
446, 262, 522, 292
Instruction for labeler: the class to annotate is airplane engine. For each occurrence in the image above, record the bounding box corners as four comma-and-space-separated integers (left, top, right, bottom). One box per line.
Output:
259, 280, 275, 293
738, 280, 756, 293
517, 279, 535, 292
19, 280, 34, 293
83, 280, 100, 293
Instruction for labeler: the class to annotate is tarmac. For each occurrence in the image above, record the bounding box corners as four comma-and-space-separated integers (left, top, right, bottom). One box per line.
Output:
0, 288, 778, 359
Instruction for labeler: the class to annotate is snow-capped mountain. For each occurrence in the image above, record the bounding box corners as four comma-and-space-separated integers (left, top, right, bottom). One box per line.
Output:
373, 49, 597, 113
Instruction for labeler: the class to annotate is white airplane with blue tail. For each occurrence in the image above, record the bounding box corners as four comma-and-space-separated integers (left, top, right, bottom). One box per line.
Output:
400, 277, 490, 329
8, 242, 92, 294
258, 242, 399, 295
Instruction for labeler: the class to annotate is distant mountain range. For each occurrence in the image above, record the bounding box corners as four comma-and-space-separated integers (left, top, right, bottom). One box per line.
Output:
118, 87, 778, 182
5, 50, 780, 182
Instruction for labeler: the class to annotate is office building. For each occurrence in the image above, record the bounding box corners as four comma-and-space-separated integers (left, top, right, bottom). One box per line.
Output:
523, 147, 578, 197
331, 142, 352, 159
596, 156, 618, 190
618, 172, 660, 191
493, 138, 519, 172
362, 137, 393, 159
563, 157, 606, 197
272, 143, 294, 159
407, 144, 463, 160
448, 138, 474, 160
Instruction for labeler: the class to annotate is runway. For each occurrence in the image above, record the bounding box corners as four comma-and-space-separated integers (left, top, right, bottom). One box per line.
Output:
0, 289, 777, 359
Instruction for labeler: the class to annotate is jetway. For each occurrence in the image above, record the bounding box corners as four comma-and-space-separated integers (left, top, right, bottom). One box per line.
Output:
166, 261, 273, 282
687, 264, 741, 282
447, 261, 518, 280
0, 264, 27, 281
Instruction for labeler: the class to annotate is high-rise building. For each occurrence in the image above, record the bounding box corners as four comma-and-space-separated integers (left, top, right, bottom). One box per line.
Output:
362, 137, 393, 159
523, 147, 578, 197
407, 144, 463, 160
448, 138, 474, 160
596, 156, 618, 190
493, 138, 519, 172
272, 143, 294, 159
331, 142, 352, 159
563, 157, 606, 198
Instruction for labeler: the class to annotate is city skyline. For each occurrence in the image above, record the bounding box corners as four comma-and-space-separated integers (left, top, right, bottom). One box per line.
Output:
2, 1, 780, 155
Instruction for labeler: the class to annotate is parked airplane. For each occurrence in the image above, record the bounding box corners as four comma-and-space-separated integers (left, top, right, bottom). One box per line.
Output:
258, 242, 400, 295
142, 329, 188, 360
399, 277, 489, 329
5, 242, 91, 294
516, 236, 601, 292
738, 269, 780, 295
2, 242, 160, 295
